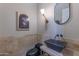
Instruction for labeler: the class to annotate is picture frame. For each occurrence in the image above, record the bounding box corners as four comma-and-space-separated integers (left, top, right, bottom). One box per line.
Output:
16, 11, 29, 31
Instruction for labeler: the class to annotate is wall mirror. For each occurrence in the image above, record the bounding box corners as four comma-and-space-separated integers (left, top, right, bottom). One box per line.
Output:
54, 3, 70, 25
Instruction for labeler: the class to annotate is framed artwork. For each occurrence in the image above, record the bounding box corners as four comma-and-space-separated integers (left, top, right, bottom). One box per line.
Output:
16, 11, 29, 31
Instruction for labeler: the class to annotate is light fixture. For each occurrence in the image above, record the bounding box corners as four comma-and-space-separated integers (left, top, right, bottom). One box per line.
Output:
40, 9, 45, 14
40, 9, 48, 23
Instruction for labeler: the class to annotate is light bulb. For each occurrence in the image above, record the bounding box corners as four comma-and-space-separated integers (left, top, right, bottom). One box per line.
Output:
40, 9, 45, 14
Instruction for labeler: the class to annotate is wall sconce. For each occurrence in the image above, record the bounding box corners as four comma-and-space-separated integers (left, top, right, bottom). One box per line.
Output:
40, 9, 48, 23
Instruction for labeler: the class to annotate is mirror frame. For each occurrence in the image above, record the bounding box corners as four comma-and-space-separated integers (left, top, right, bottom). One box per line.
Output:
54, 3, 70, 25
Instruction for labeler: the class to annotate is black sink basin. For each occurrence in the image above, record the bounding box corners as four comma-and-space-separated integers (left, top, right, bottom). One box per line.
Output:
44, 39, 67, 52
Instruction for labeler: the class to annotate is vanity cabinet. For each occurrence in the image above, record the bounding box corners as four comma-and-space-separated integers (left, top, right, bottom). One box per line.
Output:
40, 45, 63, 56
40, 45, 74, 56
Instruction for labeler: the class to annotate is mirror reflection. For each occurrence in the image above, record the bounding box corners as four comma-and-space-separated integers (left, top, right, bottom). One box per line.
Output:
54, 3, 70, 25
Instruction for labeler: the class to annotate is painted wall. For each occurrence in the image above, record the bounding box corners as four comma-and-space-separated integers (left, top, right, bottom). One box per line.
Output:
0, 4, 38, 55
0, 3, 78, 42
38, 3, 79, 42
37, 3, 62, 41
0, 3, 37, 37
63, 3, 79, 40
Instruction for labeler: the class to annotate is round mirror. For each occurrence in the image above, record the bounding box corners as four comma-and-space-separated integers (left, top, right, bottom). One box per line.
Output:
54, 3, 70, 25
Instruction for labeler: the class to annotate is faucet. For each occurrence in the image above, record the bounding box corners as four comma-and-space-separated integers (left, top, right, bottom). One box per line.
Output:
54, 34, 59, 39
54, 34, 65, 41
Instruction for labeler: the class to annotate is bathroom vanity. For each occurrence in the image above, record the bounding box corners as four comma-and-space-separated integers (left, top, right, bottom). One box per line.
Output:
40, 39, 74, 56
40, 45, 73, 56
40, 45, 63, 56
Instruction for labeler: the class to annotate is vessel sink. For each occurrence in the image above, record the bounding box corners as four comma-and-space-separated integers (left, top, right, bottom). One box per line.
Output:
44, 39, 67, 52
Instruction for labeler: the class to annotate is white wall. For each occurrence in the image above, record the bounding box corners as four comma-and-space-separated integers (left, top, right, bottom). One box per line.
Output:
38, 3, 79, 42
37, 3, 62, 41
63, 3, 79, 40
1, 3, 78, 41
0, 3, 37, 37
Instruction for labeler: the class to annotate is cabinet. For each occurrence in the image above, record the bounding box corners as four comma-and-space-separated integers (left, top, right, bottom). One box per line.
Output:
40, 45, 63, 56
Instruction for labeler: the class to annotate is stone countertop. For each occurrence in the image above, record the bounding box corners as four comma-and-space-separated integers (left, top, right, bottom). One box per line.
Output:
40, 45, 63, 56
40, 45, 74, 56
